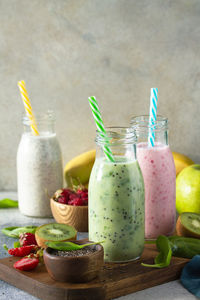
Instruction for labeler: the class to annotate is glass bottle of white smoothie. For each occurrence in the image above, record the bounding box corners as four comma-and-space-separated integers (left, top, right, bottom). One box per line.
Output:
131, 116, 176, 239
17, 111, 63, 217
89, 127, 145, 262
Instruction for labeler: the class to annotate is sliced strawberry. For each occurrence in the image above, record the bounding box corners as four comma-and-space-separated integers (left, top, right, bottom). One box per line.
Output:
8, 245, 36, 257
14, 257, 39, 271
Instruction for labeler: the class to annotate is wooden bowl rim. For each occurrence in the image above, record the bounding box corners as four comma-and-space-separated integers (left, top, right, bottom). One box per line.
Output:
44, 240, 103, 261
50, 198, 88, 209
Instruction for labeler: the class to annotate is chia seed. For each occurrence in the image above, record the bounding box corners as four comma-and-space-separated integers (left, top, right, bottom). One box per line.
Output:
51, 246, 97, 257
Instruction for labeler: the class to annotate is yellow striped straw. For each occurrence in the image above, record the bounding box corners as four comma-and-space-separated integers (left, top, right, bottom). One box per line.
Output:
17, 80, 39, 136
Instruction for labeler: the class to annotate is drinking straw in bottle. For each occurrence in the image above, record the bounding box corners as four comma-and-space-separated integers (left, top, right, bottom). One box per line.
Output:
88, 96, 115, 162
148, 88, 158, 147
18, 80, 39, 136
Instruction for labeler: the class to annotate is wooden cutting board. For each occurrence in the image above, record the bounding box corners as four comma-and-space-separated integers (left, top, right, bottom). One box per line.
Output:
0, 244, 189, 300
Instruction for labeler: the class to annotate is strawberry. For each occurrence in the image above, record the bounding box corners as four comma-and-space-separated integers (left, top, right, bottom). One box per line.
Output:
8, 245, 36, 257
14, 257, 39, 271
19, 232, 37, 246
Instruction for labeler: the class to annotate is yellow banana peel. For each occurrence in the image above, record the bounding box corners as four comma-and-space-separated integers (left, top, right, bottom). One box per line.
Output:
64, 149, 96, 188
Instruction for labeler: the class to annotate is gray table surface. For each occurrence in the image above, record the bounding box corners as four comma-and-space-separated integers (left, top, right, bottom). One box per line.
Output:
0, 192, 197, 300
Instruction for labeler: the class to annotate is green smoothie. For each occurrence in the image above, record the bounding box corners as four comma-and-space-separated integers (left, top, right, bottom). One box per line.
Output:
89, 157, 145, 262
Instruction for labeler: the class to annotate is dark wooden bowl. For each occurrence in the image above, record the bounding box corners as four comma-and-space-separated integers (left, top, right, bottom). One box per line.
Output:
43, 240, 104, 283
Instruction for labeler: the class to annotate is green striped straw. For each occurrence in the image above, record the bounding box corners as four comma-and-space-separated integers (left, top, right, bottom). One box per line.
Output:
88, 96, 115, 162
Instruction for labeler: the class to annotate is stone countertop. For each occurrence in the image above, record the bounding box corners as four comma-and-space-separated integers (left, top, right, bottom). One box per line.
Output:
0, 192, 196, 300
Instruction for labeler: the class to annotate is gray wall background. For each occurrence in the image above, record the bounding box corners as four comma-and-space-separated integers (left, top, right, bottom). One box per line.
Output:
0, 0, 199, 191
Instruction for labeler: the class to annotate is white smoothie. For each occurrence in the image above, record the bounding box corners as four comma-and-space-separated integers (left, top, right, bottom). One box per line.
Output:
17, 132, 63, 217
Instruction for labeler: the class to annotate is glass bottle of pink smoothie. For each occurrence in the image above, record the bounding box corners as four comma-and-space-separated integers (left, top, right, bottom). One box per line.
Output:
131, 115, 176, 239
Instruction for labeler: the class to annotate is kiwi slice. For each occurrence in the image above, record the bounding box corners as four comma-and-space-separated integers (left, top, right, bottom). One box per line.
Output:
35, 223, 77, 248
176, 212, 200, 238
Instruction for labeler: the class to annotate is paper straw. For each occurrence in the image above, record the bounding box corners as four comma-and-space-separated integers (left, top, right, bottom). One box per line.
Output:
88, 96, 115, 162
18, 80, 39, 136
148, 88, 158, 147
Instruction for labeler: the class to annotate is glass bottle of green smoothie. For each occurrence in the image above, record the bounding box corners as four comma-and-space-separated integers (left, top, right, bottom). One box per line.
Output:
89, 127, 145, 262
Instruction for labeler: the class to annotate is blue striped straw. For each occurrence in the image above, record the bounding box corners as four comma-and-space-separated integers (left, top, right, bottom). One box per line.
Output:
148, 88, 158, 147
88, 96, 115, 162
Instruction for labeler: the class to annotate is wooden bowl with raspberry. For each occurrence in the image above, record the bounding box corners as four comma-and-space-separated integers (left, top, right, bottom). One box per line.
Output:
50, 187, 88, 232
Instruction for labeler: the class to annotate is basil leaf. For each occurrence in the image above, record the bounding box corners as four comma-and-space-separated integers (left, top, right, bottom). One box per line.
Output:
45, 241, 102, 251
2, 227, 20, 237
142, 235, 172, 268
2, 226, 37, 238
0, 199, 18, 208
10, 226, 37, 237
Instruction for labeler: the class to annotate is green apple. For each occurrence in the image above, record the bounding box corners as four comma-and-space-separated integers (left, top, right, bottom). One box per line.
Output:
176, 164, 200, 214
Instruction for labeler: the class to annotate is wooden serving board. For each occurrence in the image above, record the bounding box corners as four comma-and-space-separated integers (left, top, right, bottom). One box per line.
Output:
0, 244, 189, 300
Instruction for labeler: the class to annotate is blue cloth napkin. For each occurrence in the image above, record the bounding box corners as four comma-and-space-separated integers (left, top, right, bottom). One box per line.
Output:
180, 255, 200, 298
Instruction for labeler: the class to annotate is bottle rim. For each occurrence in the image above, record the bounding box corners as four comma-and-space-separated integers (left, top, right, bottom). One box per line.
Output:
22, 110, 55, 126
130, 115, 168, 132
95, 126, 137, 145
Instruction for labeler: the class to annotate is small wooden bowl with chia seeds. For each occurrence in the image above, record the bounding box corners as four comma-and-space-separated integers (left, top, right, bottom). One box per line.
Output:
43, 239, 104, 283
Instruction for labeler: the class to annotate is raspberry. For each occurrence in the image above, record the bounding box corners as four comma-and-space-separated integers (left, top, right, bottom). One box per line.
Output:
69, 193, 79, 201
58, 196, 68, 204
61, 188, 72, 199
81, 197, 88, 205
68, 197, 84, 206
54, 187, 88, 206
77, 189, 88, 204
19, 233, 37, 246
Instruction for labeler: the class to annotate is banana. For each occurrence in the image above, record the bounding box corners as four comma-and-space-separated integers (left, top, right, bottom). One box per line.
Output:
64, 149, 96, 188
172, 151, 194, 176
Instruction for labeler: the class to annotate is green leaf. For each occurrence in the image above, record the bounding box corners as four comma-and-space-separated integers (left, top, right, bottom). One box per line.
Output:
141, 235, 172, 268
45, 241, 103, 251
10, 226, 37, 237
3, 244, 8, 251
1, 226, 37, 238
0, 199, 18, 208
2, 227, 19, 237
13, 241, 21, 248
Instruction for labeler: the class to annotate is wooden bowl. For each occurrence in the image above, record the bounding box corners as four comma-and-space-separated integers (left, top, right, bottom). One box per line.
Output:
43, 240, 104, 283
50, 198, 88, 232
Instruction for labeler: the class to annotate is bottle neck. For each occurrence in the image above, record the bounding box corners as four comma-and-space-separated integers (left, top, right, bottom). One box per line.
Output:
131, 115, 169, 146
95, 127, 137, 161
22, 111, 56, 135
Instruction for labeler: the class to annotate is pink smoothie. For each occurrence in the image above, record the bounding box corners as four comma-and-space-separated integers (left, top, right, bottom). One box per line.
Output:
137, 142, 176, 239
